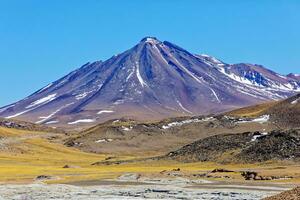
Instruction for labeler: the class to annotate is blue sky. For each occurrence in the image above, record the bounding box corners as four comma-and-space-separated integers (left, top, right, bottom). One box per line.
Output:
0, 0, 299, 106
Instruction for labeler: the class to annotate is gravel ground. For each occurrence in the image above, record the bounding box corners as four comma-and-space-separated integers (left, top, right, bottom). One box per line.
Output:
263, 187, 300, 200
0, 183, 283, 200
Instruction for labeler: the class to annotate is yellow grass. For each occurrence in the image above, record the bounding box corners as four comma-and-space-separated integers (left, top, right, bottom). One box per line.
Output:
227, 101, 278, 117
0, 127, 300, 185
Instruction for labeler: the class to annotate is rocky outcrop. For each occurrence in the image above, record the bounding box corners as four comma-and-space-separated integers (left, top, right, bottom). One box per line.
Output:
241, 171, 292, 181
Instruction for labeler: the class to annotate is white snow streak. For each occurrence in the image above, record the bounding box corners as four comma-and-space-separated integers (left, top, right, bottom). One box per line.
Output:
176, 100, 193, 114
135, 61, 148, 87
209, 88, 221, 103
45, 120, 59, 125
75, 92, 89, 100
168, 52, 203, 84
153, 45, 169, 65
26, 94, 57, 109
5, 109, 32, 119
35, 102, 74, 124
97, 110, 114, 115
68, 119, 96, 125
126, 70, 135, 82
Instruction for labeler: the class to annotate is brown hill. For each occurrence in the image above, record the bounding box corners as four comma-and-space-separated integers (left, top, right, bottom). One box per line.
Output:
227, 93, 300, 128
0, 118, 63, 133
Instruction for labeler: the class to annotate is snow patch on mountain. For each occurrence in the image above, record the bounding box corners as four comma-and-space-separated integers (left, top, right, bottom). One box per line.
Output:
198, 54, 225, 66
135, 61, 148, 87
97, 110, 114, 115
291, 98, 299, 104
5, 109, 32, 119
168, 52, 203, 84
144, 37, 160, 44
218, 67, 259, 86
209, 88, 221, 103
36, 102, 74, 124
68, 119, 96, 125
176, 100, 193, 114
75, 92, 89, 100
26, 94, 57, 109
45, 120, 59, 125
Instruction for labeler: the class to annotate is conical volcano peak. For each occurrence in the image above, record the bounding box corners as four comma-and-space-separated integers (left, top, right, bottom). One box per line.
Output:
1, 36, 299, 129
140, 36, 161, 44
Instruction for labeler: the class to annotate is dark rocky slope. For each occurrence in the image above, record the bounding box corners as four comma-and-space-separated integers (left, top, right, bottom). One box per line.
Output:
166, 129, 300, 163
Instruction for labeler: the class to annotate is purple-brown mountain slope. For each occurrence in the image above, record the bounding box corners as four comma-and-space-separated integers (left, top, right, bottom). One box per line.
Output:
0, 37, 299, 128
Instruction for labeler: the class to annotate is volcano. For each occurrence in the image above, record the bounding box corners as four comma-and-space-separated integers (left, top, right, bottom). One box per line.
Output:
1, 37, 299, 128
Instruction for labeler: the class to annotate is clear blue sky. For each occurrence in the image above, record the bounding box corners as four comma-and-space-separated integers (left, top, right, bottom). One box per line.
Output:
0, 0, 299, 106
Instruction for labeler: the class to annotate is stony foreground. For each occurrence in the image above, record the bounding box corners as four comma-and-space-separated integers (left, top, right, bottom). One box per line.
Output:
263, 187, 300, 200
0, 183, 285, 200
